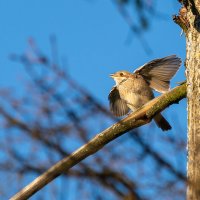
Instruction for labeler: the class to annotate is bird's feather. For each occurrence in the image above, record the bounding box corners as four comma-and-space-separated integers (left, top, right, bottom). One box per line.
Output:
108, 86, 130, 117
133, 55, 181, 93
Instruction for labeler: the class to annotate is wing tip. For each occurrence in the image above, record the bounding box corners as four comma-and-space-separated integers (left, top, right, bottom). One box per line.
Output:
166, 54, 182, 66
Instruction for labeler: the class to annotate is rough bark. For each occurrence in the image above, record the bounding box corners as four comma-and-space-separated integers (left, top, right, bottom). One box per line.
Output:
176, 0, 200, 199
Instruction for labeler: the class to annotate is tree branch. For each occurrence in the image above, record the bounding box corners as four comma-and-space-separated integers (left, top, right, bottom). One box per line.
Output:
10, 82, 187, 200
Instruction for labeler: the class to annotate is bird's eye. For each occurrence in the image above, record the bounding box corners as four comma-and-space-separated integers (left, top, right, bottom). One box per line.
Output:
120, 73, 123, 76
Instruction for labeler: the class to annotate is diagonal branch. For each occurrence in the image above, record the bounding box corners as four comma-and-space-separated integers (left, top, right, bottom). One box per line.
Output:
10, 82, 187, 200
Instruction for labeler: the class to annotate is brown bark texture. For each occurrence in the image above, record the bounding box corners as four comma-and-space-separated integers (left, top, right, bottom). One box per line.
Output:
183, 0, 200, 199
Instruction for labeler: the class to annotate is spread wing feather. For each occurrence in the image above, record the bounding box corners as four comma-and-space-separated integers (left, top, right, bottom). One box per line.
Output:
134, 55, 181, 93
108, 86, 129, 117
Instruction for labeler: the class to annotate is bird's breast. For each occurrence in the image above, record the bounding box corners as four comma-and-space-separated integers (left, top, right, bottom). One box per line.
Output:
117, 77, 154, 110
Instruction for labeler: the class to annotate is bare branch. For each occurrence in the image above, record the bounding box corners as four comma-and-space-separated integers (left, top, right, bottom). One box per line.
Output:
10, 82, 186, 200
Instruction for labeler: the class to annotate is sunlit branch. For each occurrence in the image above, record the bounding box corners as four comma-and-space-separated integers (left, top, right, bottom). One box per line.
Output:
10, 82, 186, 200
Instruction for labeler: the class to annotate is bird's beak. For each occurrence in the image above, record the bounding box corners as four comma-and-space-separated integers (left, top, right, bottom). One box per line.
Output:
109, 74, 114, 78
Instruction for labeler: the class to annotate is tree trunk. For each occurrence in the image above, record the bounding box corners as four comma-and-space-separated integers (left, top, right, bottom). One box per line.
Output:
183, 1, 200, 199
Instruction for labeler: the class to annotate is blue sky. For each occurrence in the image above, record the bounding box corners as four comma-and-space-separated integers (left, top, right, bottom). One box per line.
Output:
0, 1, 186, 198
0, 0, 186, 129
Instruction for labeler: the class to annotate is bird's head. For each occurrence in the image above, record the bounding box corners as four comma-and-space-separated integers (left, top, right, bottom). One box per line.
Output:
110, 70, 132, 85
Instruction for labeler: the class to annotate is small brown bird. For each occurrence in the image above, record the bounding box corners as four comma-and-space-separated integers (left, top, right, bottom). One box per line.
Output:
108, 55, 181, 131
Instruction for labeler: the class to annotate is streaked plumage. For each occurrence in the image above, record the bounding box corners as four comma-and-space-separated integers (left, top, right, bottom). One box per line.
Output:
108, 55, 181, 131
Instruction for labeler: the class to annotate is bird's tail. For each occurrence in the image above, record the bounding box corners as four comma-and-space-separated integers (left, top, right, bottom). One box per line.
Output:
154, 113, 171, 131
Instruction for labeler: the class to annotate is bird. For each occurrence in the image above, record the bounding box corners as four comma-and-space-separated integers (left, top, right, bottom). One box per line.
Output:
108, 55, 181, 131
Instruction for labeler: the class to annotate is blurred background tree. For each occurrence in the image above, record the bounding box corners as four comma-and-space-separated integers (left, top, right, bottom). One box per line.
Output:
0, 1, 186, 199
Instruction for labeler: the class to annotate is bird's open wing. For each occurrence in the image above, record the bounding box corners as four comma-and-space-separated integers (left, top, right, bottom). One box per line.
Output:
133, 55, 181, 93
108, 86, 130, 117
